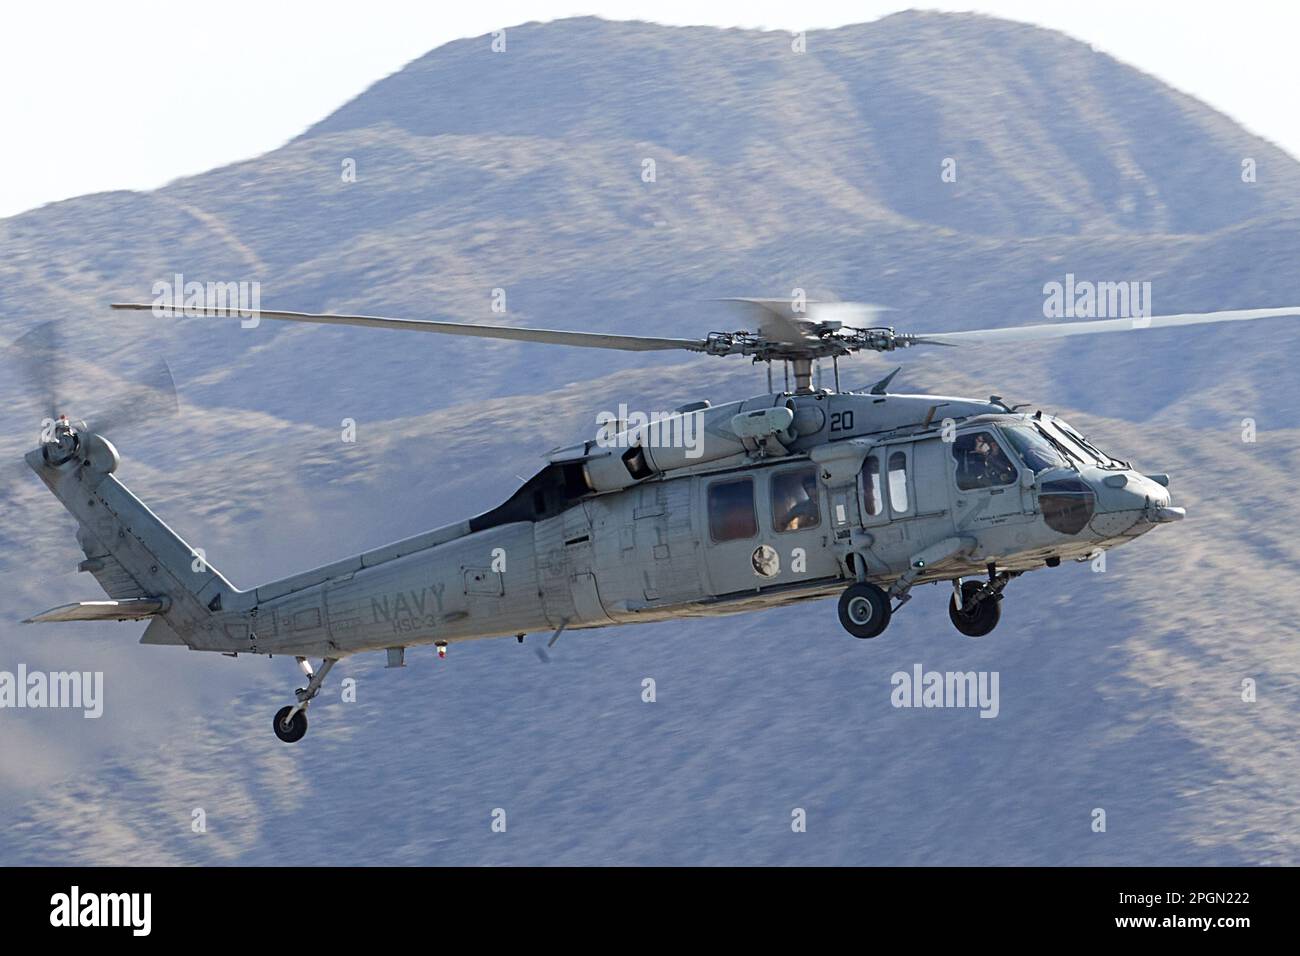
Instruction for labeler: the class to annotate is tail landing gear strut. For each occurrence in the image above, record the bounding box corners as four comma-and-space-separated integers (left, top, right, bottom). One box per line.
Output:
273, 656, 337, 743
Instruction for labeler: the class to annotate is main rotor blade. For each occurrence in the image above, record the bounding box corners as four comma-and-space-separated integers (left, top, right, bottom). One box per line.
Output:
718, 298, 897, 347
914, 306, 1300, 347
110, 303, 708, 354
808, 301, 895, 327
716, 298, 818, 345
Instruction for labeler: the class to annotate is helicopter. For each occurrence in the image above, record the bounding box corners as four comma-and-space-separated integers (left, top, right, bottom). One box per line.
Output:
16, 297, 1300, 742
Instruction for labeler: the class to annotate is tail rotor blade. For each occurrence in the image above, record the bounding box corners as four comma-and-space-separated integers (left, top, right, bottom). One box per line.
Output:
6, 319, 181, 442
87, 357, 180, 435
9, 321, 64, 420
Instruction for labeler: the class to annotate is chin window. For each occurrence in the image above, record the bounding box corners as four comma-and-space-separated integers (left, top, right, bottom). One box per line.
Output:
1039, 478, 1095, 535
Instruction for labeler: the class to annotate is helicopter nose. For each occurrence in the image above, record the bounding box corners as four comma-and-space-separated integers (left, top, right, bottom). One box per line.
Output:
1136, 473, 1185, 522
1091, 472, 1183, 527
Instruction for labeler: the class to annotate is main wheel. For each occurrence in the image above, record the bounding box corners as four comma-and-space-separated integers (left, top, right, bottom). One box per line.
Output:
948, 581, 1001, 637
838, 582, 892, 639
273, 705, 308, 743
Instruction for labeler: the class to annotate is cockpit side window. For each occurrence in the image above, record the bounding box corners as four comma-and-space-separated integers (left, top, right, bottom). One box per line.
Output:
771, 465, 821, 533
952, 430, 1018, 490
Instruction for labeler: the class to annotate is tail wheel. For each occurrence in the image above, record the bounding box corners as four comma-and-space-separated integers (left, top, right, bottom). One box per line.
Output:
949, 581, 1001, 637
838, 582, 892, 639
273, 705, 308, 743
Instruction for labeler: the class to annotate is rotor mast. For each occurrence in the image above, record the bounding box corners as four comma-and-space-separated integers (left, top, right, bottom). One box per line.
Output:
790, 357, 815, 394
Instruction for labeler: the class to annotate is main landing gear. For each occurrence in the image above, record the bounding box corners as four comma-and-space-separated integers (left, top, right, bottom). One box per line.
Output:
836, 563, 1020, 640
273, 656, 337, 743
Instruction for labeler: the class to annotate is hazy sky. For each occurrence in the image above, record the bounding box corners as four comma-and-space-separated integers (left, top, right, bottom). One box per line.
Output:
1, 0, 1294, 218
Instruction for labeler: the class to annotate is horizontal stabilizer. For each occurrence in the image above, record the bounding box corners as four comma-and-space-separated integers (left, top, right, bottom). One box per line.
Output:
24, 599, 166, 623
140, 618, 186, 645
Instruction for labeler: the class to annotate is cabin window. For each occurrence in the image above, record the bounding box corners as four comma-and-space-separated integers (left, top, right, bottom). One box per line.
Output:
861, 455, 883, 516
952, 430, 1018, 491
771, 466, 821, 532
888, 451, 910, 513
708, 478, 757, 542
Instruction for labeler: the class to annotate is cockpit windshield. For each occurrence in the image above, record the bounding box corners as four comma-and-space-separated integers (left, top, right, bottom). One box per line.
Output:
1037, 421, 1096, 466
1046, 418, 1126, 469
1000, 424, 1070, 474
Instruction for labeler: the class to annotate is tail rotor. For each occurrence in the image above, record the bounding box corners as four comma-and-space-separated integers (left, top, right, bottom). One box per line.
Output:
8, 320, 181, 458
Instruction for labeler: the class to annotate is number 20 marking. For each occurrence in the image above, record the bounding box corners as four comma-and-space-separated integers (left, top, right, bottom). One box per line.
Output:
830, 410, 854, 433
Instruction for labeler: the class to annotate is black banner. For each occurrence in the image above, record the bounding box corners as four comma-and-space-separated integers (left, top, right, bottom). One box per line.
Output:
0, 866, 1280, 941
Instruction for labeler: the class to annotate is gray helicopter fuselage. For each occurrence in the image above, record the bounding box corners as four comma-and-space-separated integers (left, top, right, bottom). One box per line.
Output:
189, 389, 1178, 660
41, 296, 1263, 740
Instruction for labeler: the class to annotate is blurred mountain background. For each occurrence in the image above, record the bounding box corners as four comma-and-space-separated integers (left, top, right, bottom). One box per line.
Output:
0, 12, 1296, 865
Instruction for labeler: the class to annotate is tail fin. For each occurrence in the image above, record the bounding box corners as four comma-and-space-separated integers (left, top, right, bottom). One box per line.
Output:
24, 425, 242, 649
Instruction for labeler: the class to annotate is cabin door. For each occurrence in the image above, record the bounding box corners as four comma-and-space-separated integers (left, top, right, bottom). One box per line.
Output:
856, 444, 913, 570
948, 427, 1033, 530
698, 472, 766, 597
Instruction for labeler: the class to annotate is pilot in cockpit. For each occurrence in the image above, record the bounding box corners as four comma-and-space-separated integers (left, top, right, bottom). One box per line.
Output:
958, 432, 1018, 488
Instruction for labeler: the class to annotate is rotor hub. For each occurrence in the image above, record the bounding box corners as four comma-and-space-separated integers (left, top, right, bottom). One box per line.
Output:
42, 416, 80, 466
